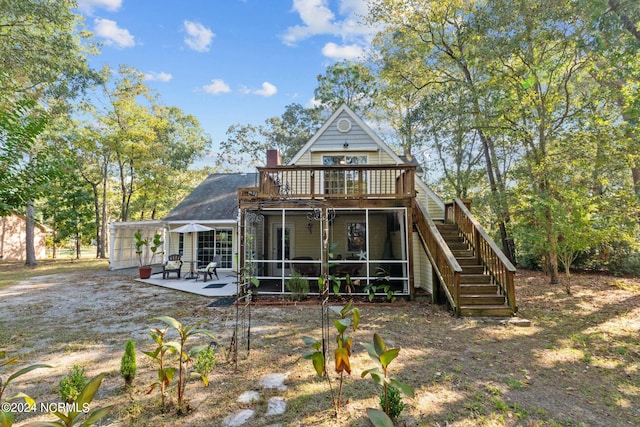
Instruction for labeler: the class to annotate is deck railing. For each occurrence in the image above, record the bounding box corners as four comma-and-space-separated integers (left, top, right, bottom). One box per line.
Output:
239, 165, 416, 201
414, 203, 462, 315
446, 199, 517, 313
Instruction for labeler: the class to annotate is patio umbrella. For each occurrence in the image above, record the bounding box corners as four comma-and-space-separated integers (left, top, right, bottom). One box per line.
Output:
170, 223, 214, 277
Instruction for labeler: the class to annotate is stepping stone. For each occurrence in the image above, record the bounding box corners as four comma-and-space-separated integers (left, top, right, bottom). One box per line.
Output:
265, 396, 286, 416
223, 409, 254, 427
259, 372, 288, 391
237, 390, 260, 404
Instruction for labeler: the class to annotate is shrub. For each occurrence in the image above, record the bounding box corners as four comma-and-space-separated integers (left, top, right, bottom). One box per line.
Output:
285, 272, 309, 300
59, 365, 88, 403
120, 339, 137, 387
193, 344, 216, 386
379, 386, 405, 420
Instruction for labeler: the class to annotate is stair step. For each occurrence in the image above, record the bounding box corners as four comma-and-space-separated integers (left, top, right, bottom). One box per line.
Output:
460, 274, 491, 284
461, 265, 485, 274
447, 242, 469, 250
456, 257, 479, 265
460, 294, 506, 305
460, 305, 513, 317
452, 249, 474, 257
460, 284, 498, 294
436, 224, 458, 231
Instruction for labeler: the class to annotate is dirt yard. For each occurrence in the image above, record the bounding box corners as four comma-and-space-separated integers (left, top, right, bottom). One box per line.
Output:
1, 268, 638, 426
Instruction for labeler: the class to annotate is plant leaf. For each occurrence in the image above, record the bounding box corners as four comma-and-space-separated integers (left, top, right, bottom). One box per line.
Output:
352, 307, 360, 330
78, 405, 113, 427
333, 319, 347, 334
389, 378, 415, 398
373, 333, 387, 356
7, 364, 52, 383
379, 348, 399, 369
311, 352, 325, 377
334, 348, 351, 375
366, 408, 394, 427
0, 410, 15, 427
361, 342, 379, 361
153, 315, 181, 330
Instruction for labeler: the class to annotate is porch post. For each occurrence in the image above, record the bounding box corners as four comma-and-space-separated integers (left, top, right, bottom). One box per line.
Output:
407, 203, 415, 298
321, 207, 329, 296
239, 209, 245, 286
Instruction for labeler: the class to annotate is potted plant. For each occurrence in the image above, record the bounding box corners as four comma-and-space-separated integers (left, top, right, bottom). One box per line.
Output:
135, 231, 163, 279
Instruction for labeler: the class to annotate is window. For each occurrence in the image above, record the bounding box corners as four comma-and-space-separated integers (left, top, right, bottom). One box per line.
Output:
323, 155, 367, 194
197, 228, 233, 268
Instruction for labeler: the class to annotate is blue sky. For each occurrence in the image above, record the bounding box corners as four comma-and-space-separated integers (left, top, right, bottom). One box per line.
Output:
76, 0, 377, 167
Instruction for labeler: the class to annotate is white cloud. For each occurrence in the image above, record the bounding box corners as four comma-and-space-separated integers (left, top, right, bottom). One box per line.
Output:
93, 18, 135, 48
77, 0, 122, 15
281, 0, 336, 46
144, 72, 173, 82
203, 79, 231, 95
321, 42, 363, 59
281, 0, 374, 53
184, 20, 214, 52
240, 82, 278, 97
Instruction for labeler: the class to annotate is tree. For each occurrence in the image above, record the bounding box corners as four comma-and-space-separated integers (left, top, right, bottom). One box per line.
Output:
368, 0, 517, 263
314, 60, 378, 115
0, 0, 97, 265
89, 65, 211, 222
217, 103, 322, 169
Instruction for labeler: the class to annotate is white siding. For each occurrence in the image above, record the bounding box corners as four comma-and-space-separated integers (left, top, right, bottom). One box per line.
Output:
412, 232, 433, 294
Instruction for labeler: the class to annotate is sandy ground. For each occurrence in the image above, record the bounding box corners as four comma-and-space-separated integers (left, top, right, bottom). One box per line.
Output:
1, 268, 639, 426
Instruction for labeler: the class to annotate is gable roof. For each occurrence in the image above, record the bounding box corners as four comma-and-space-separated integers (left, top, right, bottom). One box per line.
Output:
288, 104, 406, 165
163, 173, 258, 222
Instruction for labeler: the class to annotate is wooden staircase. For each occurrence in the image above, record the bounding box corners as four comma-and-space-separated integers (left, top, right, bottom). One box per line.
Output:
436, 223, 512, 317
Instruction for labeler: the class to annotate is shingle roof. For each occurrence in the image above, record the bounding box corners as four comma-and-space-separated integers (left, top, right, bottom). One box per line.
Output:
163, 173, 258, 222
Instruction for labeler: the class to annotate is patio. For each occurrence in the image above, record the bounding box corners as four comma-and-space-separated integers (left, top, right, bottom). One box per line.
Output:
136, 269, 239, 297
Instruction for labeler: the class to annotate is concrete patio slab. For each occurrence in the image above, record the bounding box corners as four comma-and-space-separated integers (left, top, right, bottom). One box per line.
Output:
136, 271, 239, 297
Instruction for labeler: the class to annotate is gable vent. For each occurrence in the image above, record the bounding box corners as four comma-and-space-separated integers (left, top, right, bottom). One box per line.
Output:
337, 118, 352, 133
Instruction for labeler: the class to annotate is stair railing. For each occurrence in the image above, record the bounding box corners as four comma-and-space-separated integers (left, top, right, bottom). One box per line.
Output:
414, 203, 463, 316
446, 199, 517, 314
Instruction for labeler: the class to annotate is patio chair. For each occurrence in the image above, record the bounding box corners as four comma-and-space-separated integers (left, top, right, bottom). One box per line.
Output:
196, 255, 220, 282
162, 254, 183, 279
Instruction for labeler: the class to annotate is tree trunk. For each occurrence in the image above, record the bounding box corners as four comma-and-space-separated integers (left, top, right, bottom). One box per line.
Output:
25, 200, 37, 266
543, 206, 560, 284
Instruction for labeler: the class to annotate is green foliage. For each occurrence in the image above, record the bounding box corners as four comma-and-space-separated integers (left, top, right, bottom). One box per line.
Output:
285, 272, 310, 300
363, 267, 395, 302
120, 340, 137, 387
302, 301, 360, 413
134, 232, 163, 267
217, 103, 322, 169
362, 333, 414, 423
379, 386, 405, 420
142, 325, 175, 409
0, 350, 52, 426
58, 365, 87, 404
26, 373, 113, 427
192, 345, 216, 387
314, 60, 378, 114
145, 316, 217, 413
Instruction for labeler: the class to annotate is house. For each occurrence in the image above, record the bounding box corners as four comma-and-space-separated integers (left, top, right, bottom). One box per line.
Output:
108, 105, 516, 316
162, 173, 259, 273
108, 174, 257, 272
0, 213, 48, 261
237, 104, 517, 317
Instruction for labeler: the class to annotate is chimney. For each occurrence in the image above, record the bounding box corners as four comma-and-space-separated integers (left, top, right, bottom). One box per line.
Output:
266, 149, 281, 167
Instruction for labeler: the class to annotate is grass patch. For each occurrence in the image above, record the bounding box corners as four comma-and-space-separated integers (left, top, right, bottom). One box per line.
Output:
0, 258, 109, 290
